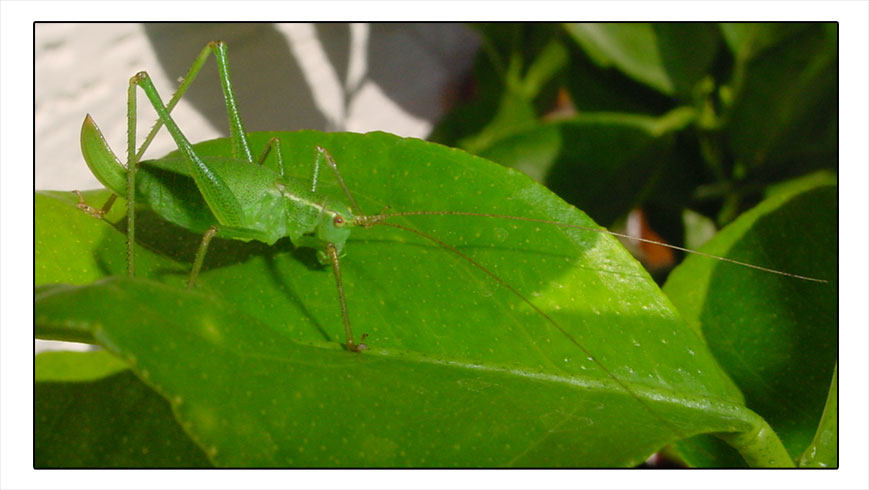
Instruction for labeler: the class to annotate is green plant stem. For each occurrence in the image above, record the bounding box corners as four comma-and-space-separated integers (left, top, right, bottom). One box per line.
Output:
718, 418, 794, 468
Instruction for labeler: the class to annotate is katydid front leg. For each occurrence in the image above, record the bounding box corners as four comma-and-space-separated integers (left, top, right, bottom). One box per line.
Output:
325, 243, 368, 352
313, 146, 362, 214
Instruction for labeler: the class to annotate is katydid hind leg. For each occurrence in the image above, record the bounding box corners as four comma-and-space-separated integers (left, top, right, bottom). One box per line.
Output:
135, 41, 253, 165
111, 42, 253, 280
209, 41, 253, 164
82, 42, 226, 243
310, 146, 323, 193
134, 43, 215, 162
73, 75, 142, 277
130, 71, 246, 229
125, 74, 139, 278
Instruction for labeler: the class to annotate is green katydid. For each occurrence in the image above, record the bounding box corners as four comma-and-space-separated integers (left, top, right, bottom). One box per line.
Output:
75, 41, 829, 462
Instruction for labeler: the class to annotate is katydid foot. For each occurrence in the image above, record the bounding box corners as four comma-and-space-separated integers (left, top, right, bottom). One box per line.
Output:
346, 333, 369, 353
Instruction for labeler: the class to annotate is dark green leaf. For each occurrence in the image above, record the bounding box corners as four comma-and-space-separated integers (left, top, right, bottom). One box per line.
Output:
724, 23, 837, 173
564, 37, 674, 116
719, 23, 813, 61
663, 174, 837, 466
35, 351, 211, 468
649, 24, 721, 97
566, 23, 673, 94
479, 108, 696, 226
430, 24, 566, 153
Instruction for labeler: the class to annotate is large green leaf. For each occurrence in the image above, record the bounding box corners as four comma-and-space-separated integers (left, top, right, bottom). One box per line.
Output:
37, 131, 779, 467
720, 23, 814, 62
663, 174, 837, 466
563, 36, 674, 116
35, 350, 211, 468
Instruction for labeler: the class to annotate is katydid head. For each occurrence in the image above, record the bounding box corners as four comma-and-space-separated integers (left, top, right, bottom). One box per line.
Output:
313, 210, 354, 265
316, 199, 355, 256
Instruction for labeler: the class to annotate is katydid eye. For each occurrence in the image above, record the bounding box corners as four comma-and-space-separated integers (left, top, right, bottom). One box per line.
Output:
333, 215, 346, 227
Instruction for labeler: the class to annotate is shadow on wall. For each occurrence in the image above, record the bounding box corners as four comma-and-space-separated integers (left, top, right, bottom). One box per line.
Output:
364, 23, 479, 123
142, 23, 479, 137
143, 23, 325, 134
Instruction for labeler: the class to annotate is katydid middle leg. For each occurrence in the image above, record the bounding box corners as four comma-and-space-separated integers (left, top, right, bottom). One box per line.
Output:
256, 137, 285, 176
188, 226, 219, 289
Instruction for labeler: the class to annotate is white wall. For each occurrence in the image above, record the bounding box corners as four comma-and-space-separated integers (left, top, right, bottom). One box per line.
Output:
35, 23, 479, 190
